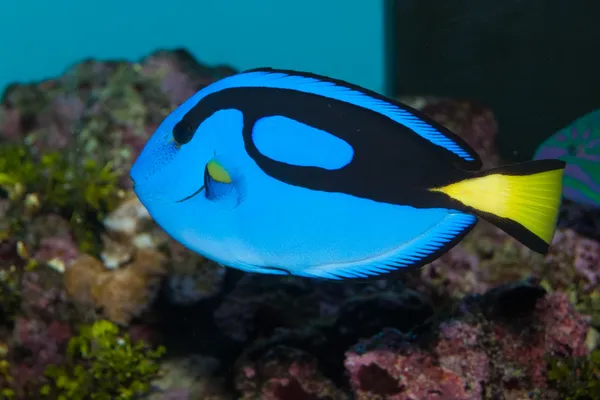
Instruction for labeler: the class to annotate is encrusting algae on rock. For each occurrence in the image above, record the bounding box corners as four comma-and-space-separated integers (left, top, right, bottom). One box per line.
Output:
64, 250, 167, 326
0, 142, 124, 255
547, 348, 600, 400
343, 281, 591, 400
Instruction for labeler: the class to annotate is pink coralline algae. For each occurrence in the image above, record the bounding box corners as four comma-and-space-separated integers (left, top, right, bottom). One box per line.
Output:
408, 218, 600, 307
436, 321, 489, 397
573, 236, 600, 289
7, 317, 72, 397
417, 238, 486, 301
399, 97, 500, 168
19, 267, 73, 323
345, 328, 486, 400
0, 106, 22, 141
140, 49, 237, 106
33, 236, 80, 267
344, 282, 591, 400
27, 213, 81, 269
493, 291, 590, 389
235, 345, 348, 400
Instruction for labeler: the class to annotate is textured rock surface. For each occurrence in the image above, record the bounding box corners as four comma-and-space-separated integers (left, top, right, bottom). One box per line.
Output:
345, 282, 590, 400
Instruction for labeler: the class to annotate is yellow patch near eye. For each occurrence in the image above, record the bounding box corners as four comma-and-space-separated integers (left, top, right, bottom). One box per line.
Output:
207, 160, 232, 184
167, 137, 185, 151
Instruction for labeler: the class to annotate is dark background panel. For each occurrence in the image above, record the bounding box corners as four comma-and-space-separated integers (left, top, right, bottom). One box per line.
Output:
392, 0, 600, 161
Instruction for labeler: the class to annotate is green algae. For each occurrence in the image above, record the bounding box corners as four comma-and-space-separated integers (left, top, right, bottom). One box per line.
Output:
41, 320, 166, 400
538, 281, 600, 329
0, 358, 16, 399
0, 143, 122, 254
0, 265, 22, 325
0, 242, 38, 325
547, 349, 600, 399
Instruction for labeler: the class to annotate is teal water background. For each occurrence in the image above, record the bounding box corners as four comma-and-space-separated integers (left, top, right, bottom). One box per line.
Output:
5, 0, 600, 161
0, 0, 389, 95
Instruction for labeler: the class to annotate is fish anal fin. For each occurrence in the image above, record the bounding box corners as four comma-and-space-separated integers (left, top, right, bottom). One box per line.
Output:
299, 213, 477, 280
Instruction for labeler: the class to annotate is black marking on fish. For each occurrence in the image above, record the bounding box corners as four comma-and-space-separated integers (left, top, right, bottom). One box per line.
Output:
175, 185, 205, 203
172, 71, 482, 210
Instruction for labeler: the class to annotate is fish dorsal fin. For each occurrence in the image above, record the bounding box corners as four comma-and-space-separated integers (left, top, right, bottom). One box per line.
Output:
298, 212, 477, 280
185, 67, 482, 170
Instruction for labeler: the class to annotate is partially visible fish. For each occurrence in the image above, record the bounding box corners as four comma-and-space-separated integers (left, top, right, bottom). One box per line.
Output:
534, 109, 600, 207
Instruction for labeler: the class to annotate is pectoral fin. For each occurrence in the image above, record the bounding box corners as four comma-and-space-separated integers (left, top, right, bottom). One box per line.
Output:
203, 156, 243, 207
206, 159, 232, 184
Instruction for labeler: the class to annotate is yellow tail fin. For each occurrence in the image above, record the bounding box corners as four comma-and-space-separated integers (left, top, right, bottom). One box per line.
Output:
430, 159, 566, 253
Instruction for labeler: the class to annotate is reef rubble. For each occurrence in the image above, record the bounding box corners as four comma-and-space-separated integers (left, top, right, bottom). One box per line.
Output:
1, 49, 599, 399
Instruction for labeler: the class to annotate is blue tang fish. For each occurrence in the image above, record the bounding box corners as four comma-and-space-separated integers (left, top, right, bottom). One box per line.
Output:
534, 108, 600, 207
130, 68, 566, 280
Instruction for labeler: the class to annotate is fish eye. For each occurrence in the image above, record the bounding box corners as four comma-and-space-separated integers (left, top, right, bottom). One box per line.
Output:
567, 144, 577, 155
172, 120, 195, 146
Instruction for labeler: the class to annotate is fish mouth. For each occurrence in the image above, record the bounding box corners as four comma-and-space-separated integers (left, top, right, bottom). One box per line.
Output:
175, 185, 205, 203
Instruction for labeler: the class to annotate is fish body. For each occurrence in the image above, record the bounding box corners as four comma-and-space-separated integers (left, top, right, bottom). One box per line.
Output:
130, 68, 565, 280
534, 109, 600, 207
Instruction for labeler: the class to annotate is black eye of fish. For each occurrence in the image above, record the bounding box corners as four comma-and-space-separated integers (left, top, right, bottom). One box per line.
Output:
567, 144, 577, 155
172, 120, 195, 146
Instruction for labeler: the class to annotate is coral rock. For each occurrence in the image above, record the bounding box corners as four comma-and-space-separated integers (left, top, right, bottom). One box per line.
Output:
436, 322, 489, 397
493, 291, 591, 390
573, 236, 600, 289
409, 219, 600, 306
26, 214, 78, 262
398, 96, 500, 168
166, 241, 226, 305
7, 316, 72, 397
64, 249, 167, 326
332, 290, 434, 356
103, 193, 226, 305
140, 49, 237, 106
557, 199, 600, 238
63, 253, 106, 312
0, 238, 23, 268
345, 282, 591, 400
235, 345, 347, 400
99, 233, 134, 270
1, 49, 237, 189
149, 355, 233, 400
101, 193, 169, 269
345, 328, 483, 400
103, 192, 151, 238
92, 249, 167, 325
20, 265, 74, 323
33, 236, 79, 270
213, 275, 321, 343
